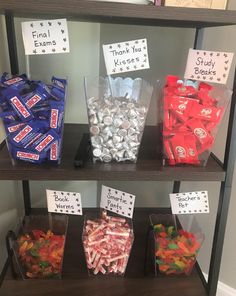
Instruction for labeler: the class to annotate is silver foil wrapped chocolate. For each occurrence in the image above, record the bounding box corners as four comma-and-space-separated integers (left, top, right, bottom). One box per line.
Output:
84, 77, 153, 163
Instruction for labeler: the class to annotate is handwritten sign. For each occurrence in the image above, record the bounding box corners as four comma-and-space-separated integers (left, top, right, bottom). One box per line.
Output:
46, 189, 82, 215
169, 191, 209, 215
100, 185, 135, 218
103, 38, 150, 75
184, 49, 234, 84
165, 0, 212, 8
21, 19, 69, 55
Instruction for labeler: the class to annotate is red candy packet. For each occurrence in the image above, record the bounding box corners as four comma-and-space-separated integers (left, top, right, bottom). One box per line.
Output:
161, 75, 232, 166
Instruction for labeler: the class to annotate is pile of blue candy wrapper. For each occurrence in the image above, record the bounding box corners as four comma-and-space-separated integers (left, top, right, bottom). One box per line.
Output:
0, 73, 67, 164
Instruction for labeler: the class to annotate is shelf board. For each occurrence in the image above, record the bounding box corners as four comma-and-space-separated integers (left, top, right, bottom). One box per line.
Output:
0, 124, 225, 181
0, 0, 236, 28
0, 208, 207, 296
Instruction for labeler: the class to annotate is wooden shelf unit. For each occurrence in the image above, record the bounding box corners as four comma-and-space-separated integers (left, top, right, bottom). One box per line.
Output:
0, 2, 235, 296
0, 0, 236, 27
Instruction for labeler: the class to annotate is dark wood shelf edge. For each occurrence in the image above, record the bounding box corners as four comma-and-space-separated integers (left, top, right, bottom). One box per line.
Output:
0, 124, 226, 181
0, 1, 235, 28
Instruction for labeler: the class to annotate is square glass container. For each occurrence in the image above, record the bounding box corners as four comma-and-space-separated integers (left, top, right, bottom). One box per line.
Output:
10, 214, 68, 279
160, 77, 232, 166
84, 76, 153, 163
149, 213, 204, 276
0, 74, 67, 165
82, 211, 134, 276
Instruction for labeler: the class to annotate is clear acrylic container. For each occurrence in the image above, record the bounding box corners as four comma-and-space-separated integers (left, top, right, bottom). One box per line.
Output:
149, 214, 204, 276
0, 73, 67, 165
84, 76, 153, 163
160, 77, 232, 166
82, 211, 134, 276
10, 214, 68, 279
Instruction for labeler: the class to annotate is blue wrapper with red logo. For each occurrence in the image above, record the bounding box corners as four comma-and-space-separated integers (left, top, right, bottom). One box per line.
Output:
10, 147, 47, 164
48, 139, 62, 162
7, 120, 47, 148
23, 91, 47, 109
5, 90, 34, 122
5, 121, 26, 134
0, 73, 66, 164
1, 73, 28, 90
31, 129, 59, 153
49, 101, 64, 133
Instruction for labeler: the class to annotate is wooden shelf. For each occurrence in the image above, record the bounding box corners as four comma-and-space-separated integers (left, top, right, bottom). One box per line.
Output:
0, 208, 207, 296
0, 124, 225, 181
0, 0, 236, 28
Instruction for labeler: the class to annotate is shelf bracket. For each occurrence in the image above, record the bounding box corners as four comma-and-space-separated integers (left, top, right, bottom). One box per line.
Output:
22, 180, 31, 216
208, 65, 236, 296
5, 11, 19, 75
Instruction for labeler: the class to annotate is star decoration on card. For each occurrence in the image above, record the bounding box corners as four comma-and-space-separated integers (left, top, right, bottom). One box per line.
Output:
170, 191, 209, 215
22, 18, 69, 55
47, 190, 83, 216
100, 186, 136, 218
103, 38, 149, 75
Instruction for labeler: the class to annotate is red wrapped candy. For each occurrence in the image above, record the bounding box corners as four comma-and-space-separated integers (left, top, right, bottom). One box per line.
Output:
162, 75, 230, 166
82, 211, 134, 275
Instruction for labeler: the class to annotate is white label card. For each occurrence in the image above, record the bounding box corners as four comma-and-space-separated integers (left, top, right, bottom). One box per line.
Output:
103, 38, 150, 75
21, 19, 70, 55
100, 185, 135, 218
46, 189, 82, 216
169, 191, 209, 215
184, 49, 234, 84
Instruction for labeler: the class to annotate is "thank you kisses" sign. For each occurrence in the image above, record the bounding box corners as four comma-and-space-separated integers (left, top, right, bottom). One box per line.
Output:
103, 38, 150, 75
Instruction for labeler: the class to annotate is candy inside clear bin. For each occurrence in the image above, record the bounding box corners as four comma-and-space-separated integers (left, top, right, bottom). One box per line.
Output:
82, 211, 134, 276
161, 76, 232, 166
0, 73, 67, 165
84, 76, 153, 163
149, 214, 204, 276
10, 215, 68, 279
